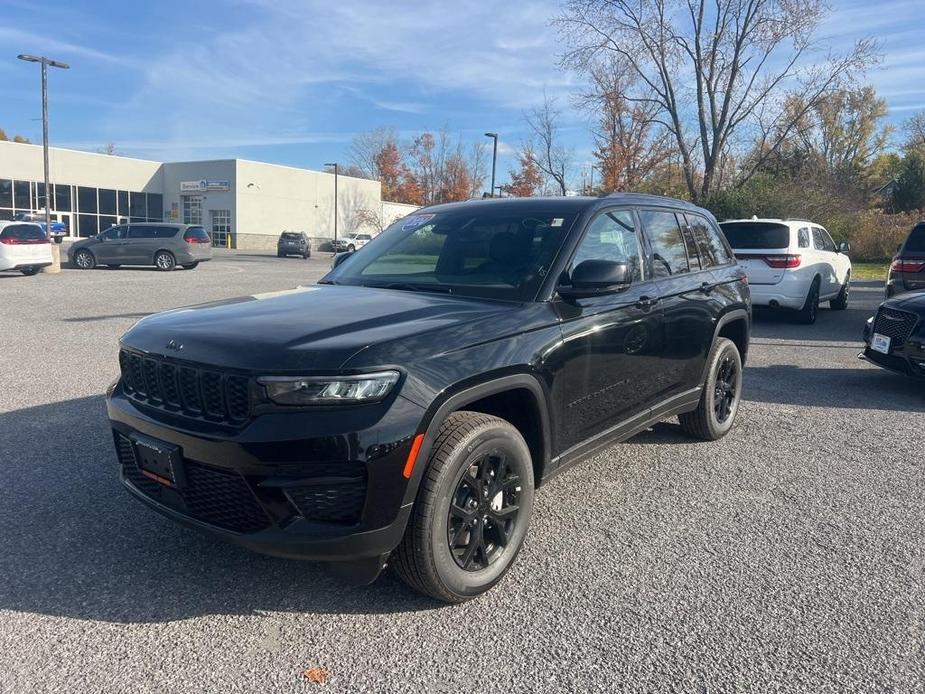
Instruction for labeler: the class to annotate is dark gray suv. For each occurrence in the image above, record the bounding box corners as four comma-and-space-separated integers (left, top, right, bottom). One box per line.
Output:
886, 222, 925, 297
68, 223, 213, 271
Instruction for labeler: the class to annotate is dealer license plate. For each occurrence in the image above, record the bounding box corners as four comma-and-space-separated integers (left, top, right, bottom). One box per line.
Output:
871, 333, 891, 355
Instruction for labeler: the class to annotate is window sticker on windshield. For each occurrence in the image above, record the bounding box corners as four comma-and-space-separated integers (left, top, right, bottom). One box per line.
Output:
551, 218, 564, 227
402, 214, 436, 231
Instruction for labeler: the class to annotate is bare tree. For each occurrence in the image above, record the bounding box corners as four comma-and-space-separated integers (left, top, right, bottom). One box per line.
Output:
524, 93, 573, 195
96, 143, 122, 156
348, 127, 398, 179
556, 0, 878, 202
902, 112, 925, 154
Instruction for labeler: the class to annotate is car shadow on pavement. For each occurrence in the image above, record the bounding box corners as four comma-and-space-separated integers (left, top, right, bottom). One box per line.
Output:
0, 396, 437, 624
743, 364, 925, 411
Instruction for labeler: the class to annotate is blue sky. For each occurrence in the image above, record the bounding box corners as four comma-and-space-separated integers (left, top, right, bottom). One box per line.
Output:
1, 0, 923, 186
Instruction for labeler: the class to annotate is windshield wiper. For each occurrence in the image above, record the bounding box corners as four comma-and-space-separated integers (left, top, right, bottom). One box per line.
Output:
369, 282, 453, 294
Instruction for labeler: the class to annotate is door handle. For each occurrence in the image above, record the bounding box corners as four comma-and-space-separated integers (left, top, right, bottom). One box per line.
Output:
636, 295, 659, 310
699, 282, 714, 294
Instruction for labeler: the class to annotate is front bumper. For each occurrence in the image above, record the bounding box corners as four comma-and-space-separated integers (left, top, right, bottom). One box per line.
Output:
107, 384, 425, 563
860, 316, 925, 379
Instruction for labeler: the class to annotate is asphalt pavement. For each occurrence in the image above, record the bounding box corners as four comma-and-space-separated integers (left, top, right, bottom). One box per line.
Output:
0, 254, 922, 693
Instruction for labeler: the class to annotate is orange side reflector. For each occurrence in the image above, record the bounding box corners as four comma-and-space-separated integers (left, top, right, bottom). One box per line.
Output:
402, 434, 425, 479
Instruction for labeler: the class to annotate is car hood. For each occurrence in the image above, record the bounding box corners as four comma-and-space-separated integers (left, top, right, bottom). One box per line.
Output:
121, 284, 523, 372
886, 290, 925, 312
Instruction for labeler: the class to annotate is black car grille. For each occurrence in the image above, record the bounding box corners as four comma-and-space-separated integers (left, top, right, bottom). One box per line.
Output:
114, 432, 271, 534
119, 349, 251, 425
873, 307, 919, 350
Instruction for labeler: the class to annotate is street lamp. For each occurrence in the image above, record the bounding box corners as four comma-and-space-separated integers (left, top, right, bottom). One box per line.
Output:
18, 54, 69, 273
324, 162, 338, 251
484, 132, 498, 198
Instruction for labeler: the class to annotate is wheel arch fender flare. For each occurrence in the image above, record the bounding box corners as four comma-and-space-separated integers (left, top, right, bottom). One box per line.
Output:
700, 308, 751, 386
400, 372, 552, 506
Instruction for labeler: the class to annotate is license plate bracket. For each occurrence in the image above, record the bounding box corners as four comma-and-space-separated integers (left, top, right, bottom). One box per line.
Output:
131, 433, 185, 488
871, 332, 891, 355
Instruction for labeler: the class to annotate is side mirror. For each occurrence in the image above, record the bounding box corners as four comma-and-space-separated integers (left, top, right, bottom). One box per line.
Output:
558, 259, 631, 299
331, 250, 354, 269
838, 242, 850, 253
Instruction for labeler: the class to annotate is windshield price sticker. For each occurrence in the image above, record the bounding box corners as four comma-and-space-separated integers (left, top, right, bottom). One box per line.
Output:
402, 214, 436, 231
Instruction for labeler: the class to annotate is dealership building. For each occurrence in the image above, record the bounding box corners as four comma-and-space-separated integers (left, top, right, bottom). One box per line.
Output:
0, 140, 417, 249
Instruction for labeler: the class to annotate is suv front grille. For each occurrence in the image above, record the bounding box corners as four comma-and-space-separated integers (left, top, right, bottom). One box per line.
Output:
119, 349, 251, 425
114, 432, 271, 534
873, 307, 918, 349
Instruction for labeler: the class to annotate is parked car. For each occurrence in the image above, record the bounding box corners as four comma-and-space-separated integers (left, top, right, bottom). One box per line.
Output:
330, 238, 351, 253
107, 194, 750, 602
68, 223, 213, 271
861, 292, 925, 379
719, 218, 851, 324
886, 222, 925, 298
277, 231, 311, 259
346, 232, 373, 251
0, 221, 52, 275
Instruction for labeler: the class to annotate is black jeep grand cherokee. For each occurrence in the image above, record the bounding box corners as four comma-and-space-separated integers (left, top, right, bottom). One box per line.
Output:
108, 194, 750, 602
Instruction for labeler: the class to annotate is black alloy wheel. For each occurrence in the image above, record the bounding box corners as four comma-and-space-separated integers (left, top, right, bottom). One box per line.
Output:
713, 354, 739, 424
447, 451, 522, 572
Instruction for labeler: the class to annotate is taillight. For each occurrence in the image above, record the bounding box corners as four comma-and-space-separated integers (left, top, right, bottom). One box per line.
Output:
891, 259, 925, 273
0, 237, 49, 245
183, 234, 209, 244
763, 254, 801, 269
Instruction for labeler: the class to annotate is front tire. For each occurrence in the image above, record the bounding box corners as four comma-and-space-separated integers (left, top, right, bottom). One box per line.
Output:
830, 273, 850, 310
347, 244, 355, 252
154, 250, 176, 271
796, 277, 820, 324
679, 337, 742, 441
392, 411, 535, 603
74, 250, 95, 270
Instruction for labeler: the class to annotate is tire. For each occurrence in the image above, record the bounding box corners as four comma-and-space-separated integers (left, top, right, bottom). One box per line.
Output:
796, 277, 820, 324
679, 337, 743, 441
303, 251, 310, 259
74, 249, 95, 270
347, 244, 355, 252
181, 262, 200, 270
154, 250, 176, 271
20, 266, 40, 276
277, 251, 285, 258
830, 272, 849, 310
392, 411, 535, 603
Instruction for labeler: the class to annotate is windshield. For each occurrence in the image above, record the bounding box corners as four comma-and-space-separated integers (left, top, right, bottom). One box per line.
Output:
325, 204, 578, 301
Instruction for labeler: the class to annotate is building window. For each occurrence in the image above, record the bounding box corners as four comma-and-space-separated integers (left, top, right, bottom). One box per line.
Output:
0, 179, 12, 208
54, 184, 72, 212
210, 209, 231, 248
34, 182, 48, 211
13, 180, 30, 210
182, 195, 202, 225
130, 191, 147, 221
78, 214, 98, 237
99, 188, 117, 215
147, 193, 163, 221
77, 186, 97, 214
117, 190, 129, 220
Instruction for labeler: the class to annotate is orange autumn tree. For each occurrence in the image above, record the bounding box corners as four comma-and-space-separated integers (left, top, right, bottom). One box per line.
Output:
506, 149, 545, 197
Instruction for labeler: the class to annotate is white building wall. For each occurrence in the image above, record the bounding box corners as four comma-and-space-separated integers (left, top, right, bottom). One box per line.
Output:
381, 201, 420, 228
0, 140, 163, 193
234, 160, 381, 249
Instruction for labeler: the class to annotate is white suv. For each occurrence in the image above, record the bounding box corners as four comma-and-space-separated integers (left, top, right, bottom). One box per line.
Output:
719, 218, 851, 324
346, 233, 373, 251
0, 221, 53, 276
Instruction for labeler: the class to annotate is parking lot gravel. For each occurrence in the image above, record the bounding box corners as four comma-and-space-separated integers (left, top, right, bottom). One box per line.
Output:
1, 252, 922, 693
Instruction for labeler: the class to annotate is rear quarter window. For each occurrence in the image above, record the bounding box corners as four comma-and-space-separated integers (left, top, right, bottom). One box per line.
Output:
904, 225, 925, 253
155, 226, 181, 239
719, 222, 791, 250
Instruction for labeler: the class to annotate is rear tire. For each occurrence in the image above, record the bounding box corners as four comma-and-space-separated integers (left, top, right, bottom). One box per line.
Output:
796, 278, 820, 324
830, 273, 849, 310
679, 337, 742, 441
20, 266, 40, 276
154, 250, 176, 271
74, 249, 95, 270
277, 251, 285, 258
181, 261, 199, 270
392, 411, 535, 603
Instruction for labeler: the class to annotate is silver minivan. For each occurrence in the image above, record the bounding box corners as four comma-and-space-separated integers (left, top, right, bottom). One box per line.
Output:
68, 223, 213, 271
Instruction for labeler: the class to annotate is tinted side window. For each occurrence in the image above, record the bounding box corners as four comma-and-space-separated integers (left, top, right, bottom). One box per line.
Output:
127, 226, 157, 239
905, 225, 925, 253
686, 214, 733, 267
572, 209, 643, 283
812, 228, 835, 252
680, 223, 702, 272
798, 228, 810, 248
101, 225, 126, 240
640, 209, 690, 277
821, 229, 837, 252
154, 226, 180, 239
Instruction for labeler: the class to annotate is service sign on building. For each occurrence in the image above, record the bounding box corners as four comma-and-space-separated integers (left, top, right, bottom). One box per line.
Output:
179, 180, 230, 193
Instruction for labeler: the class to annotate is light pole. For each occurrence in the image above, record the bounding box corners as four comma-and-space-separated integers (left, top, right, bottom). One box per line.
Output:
484, 132, 498, 198
18, 54, 69, 273
324, 162, 338, 252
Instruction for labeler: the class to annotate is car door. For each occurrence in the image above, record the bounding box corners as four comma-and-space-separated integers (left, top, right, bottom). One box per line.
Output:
95, 225, 127, 263
639, 208, 717, 396
811, 227, 838, 297
125, 225, 156, 264
552, 207, 666, 452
